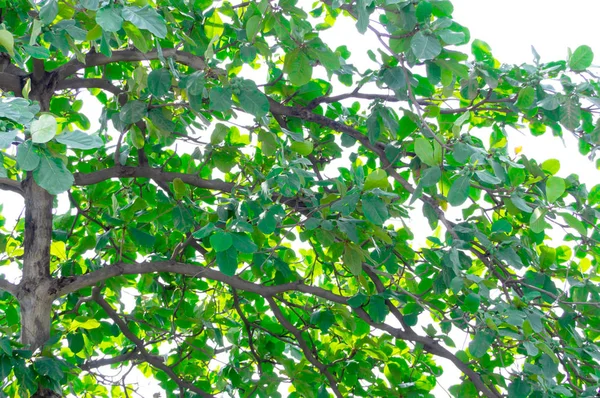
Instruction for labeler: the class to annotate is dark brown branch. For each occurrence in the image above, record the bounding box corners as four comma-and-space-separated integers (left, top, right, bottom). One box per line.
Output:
352, 307, 501, 398
93, 289, 214, 398
0, 177, 23, 196
0, 71, 23, 93
55, 49, 213, 81
80, 350, 140, 371
266, 297, 343, 398
56, 78, 124, 96
73, 166, 234, 192
56, 260, 349, 304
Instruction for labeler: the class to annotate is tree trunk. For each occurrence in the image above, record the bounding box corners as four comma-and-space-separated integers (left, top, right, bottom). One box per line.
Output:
19, 177, 54, 350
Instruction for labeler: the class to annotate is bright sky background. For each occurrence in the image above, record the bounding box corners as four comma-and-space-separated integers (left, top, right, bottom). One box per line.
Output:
1, 1, 599, 396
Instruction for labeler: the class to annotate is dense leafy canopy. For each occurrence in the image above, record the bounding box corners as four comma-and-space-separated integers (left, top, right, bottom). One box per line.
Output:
0, 0, 599, 397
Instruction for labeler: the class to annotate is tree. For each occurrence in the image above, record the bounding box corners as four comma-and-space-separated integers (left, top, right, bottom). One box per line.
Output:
0, 0, 599, 396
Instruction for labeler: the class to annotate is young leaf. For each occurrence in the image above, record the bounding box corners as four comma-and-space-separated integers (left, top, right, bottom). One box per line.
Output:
546, 176, 565, 203
216, 247, 238, 276
31, 114, 57, 144
33, 153, 74, 194
447, 175, 471, 206
56, 130, 103, 150
569, 45, 594, 71
121, 6, 167, 38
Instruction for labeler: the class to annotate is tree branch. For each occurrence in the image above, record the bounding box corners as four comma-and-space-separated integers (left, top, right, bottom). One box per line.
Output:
55, 49, 214, 81
0, 72, 23, 94
72, 166, 234, 192
56, 260, 349, 305
0, 177, 24, 196
266, 297, 343, 398
0, 278, 19, 296
93, 289, 214, 398
80, 350, 140, 371
56, 78, 124, 96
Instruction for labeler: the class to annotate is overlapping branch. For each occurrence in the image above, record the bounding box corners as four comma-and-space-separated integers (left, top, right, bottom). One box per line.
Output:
93, 288, 214, 397
0, 177, 23, 196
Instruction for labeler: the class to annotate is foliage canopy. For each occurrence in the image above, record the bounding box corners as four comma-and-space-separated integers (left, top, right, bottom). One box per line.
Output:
0, 0, 599, 397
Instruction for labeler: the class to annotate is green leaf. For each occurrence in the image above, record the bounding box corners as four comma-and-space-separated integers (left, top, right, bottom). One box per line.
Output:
310, 309, 336, 333
469, 330, 494, 358
347, 292, 368, 308
246, 15, 262, 41
72, 316, 101, 330
364, 169, 389, 191
367, 295, 388, 323
204, 10, 223, 39
186, 71, 205, 96
559, 213, 587, 236
31, 114, 57, 144
420, 167, 441, 187
0, 131, 17, 149
22, 44, 51, 59
210, 230, 233, 252
447, 175, 471, 206
67, 333, 85, 354
216, 247, 238, 276
128, 227, 156, 248
362, 194, 389, 225
382, 67, 406, 90
39, 0, 58, 25
331, 191, 360, 216
284, 49, 313, 86
122, 6, 167, 38
0, 356, 11, 382
0, 97, 39, 125
236, 80, 269, 118
508, 378, 532, 398
290, 140, 314, 156
33, 153, 74, 195
569, 45, 594, 71
463, 293, 480, 313
343, 244, 364, 276
120, 101, 147, 124
96, 6, 123, 32
210, 87, 233, 112
414, 137, 438, 166
123, 22, 150, 53
560, 98, 581, 130
546, 176, 565, 203
258, 209, 277, 234
147, 68, 172, 97
172, 205, 193, 232
530, 207, 549, 234
231, 234, 258, 254
16, 140, 40, 171
56, 130, 103, 150
0, 30, 15, 57
411, 31, 442, 60
515, 86, 535, 109
33, 357, 63, 379
210, 123, 228, 145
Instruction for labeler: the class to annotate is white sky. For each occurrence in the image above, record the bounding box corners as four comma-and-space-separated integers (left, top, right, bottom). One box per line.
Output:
1, 1, 599, 396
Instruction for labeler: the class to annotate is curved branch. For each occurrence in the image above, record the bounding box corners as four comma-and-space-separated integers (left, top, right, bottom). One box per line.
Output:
0, 72, 23, 94
0, 177, 23, 196
266, 297, 343, 398
73, 166, 234, 192
55, 49, 212, 81
56, 78, 124, 96
55, 260, 349, 305
93, 289, 214, 397
0, 278, 19, 297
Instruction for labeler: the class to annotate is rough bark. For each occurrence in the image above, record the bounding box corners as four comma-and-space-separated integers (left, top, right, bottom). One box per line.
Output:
19, 177, 54, 350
